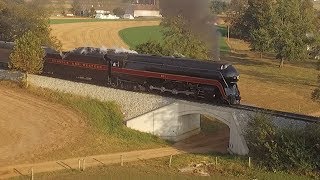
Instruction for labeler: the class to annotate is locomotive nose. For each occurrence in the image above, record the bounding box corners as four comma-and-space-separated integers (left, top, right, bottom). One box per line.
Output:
222, 65, 239, 83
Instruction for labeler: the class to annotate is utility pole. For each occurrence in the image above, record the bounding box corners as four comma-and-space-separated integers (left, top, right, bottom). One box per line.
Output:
227, 25, 230, 42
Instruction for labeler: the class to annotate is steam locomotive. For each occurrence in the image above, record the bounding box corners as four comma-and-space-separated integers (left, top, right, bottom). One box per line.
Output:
44, 47, 241, 104
0, 41, 241, 104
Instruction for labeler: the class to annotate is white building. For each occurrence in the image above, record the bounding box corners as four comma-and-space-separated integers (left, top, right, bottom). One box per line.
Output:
131, 0, 161, 17
95, 10, 120, 20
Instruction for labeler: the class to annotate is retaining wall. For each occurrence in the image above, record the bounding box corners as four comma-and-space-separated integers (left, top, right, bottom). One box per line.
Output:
0, 69, 25, 83
27, 74, 174, 120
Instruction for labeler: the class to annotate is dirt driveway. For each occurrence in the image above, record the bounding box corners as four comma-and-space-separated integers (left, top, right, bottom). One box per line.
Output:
51, 21, 160, 51
0, 86, 86, 167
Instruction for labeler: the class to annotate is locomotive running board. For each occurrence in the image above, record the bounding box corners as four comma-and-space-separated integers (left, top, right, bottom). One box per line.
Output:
149, 85, 194, 95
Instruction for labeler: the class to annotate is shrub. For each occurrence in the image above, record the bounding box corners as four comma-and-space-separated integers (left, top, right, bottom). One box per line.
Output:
245, 114, 279, 170
312, 60, 320, 102
246, 114, 320, 173
135, 40, 170, 56
113, 7, 125, 17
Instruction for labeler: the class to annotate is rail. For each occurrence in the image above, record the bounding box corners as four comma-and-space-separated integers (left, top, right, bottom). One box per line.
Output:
0, 62, 9, 69
230, 104, 320, 124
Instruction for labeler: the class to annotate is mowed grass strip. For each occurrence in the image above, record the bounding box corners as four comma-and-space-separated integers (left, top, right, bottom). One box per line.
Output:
119, 25, 230, 52
23, 154, 313, 180
1, 82, 168, 162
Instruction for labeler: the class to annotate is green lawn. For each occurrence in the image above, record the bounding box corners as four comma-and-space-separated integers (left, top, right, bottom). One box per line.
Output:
119, 25, 231, 52
119, 26, 164, 48
217, 26, 230, 52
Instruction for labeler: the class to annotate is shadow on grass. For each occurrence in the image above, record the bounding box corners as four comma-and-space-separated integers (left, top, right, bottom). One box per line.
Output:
222, 52, 272, 67
239, 69, 317, 87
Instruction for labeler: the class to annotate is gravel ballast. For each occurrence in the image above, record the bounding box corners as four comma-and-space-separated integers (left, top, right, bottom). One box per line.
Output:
28, 74, 175, 120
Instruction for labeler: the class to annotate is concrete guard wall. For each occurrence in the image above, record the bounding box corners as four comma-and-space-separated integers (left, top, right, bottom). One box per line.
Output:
0, 69, 25, 83
126, 101, 249, 155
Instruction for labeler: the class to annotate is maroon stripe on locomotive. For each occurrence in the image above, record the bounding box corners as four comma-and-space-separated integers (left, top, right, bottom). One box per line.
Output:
111, 67, 228, 100
46, 58, 108, 71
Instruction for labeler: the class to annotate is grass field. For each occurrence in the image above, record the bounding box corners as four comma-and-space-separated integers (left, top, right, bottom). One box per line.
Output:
225, 39, 320, 115
218, 26, 231, 52
119, 26, 164, 48
119, 25, 231, 52
17, 154, 314, 180
50, 18, 161, 25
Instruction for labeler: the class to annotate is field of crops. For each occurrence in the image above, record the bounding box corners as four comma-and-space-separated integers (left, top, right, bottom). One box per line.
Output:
50, 21, 160, 50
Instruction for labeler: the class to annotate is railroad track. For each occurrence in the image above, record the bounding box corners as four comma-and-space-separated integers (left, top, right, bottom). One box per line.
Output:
0, 61, 319, 123
0, 62, 9, 69
230, 104, 320, 123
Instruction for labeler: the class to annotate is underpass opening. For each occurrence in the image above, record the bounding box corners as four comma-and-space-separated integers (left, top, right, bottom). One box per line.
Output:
173, 114, 230, 154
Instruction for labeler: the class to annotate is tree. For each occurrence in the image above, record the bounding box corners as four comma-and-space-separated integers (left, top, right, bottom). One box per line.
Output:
0, 0, 61, 50
231, 0, 274, 41
312, 56, 320, 102
250, 28, 273, 59
211, 0, 228, 15
135, 40, 169, 56
113, 7, 125, 17
135, 15, 211, 60
231, 0, 319, 67
312, 76, 320, 102
9, 31, 45, 74
89, 6, 95, 17
227, 0, 248, 38
229, 0, 248, 14
159, 0, 218, 59
272, 0, 317, 67
161, 16, 211, 60
70, 0, 82, 16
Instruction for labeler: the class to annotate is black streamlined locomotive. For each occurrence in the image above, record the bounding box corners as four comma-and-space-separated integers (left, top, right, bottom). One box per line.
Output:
43, 47, 241, 104
0, 41, 241, 104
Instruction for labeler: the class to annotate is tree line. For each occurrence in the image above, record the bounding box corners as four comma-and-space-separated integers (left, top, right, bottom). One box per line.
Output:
0, 0, 61, 74
211, 0, 320, 66
211, 0, 320, 101
231, 0, 319, 67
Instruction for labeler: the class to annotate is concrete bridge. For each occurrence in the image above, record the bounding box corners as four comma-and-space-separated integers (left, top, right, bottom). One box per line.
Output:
126, 101, 250, 155
0, 71, 312, 156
